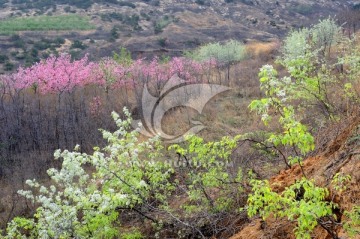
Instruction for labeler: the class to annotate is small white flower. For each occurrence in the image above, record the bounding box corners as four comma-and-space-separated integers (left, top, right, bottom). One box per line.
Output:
39, 186, 48, 194
277, 89, 286, 98
139, 180, 147, 188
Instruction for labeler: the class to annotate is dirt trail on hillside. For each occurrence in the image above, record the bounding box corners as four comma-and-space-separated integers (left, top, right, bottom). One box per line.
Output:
230, 115, 360, 239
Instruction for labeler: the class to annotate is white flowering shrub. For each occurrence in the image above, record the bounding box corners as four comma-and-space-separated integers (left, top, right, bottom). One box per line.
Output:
185, 40, 247, 83
311, 17, 342, 56
273, 19, 357, 118
281, 28, 312, 63
5, 108, 175, 239
249, 65, 315, 168
281, 17, 342, 62
4, 108, 246, 238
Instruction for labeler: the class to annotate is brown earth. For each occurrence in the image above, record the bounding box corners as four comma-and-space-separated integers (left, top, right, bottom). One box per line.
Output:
230, 113, 360, 239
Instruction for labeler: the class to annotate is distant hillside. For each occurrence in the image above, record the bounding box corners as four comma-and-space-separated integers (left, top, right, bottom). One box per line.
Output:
0, 0, 355, 72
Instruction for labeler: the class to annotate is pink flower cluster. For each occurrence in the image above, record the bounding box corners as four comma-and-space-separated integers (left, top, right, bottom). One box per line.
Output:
13, 54, 95, 93
3, 54, 217, 94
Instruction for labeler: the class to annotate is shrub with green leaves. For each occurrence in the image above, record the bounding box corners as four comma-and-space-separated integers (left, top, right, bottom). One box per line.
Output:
344, 206, 360, 237
187, 40, 246, 65
247, 178, 337, 239
169, 135, 243, 214
113, 47, 133, 66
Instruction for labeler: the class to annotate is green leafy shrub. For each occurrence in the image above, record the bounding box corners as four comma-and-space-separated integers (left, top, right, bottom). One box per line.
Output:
331, 173, 352, 193
169, 134, 243, 214
247, 178, 337, 239
113, 47, 133, 66
344, 206, 360, 237
0, 54, 9, 63
154, 15, 174, 34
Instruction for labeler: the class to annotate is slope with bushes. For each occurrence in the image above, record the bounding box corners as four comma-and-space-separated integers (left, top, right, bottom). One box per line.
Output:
0, 0, 355, 73
0, 18, 359, 238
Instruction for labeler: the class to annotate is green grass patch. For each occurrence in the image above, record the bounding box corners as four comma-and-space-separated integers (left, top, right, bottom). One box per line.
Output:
0, 15, 95, 34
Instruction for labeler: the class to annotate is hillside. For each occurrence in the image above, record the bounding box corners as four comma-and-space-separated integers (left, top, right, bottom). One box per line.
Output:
231, 115, 360, 239
0, 0, 355, 72
0, 1, 359, 239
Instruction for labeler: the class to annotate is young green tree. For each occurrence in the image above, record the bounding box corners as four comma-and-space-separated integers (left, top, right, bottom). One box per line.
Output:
113, 47, 133, 66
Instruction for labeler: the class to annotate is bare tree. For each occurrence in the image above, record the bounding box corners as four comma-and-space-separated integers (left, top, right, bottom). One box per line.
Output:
338, 8, 360, 38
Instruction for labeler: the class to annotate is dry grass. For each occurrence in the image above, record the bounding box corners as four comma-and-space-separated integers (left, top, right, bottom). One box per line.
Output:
245, 40, 280, 59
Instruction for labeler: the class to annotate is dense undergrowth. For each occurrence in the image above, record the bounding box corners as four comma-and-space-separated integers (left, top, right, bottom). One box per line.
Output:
0, 18, 359, 238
